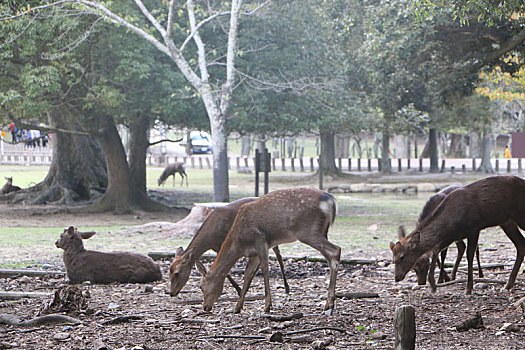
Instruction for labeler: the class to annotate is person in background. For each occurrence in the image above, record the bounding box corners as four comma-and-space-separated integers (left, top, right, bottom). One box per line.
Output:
504, 145, 512, 159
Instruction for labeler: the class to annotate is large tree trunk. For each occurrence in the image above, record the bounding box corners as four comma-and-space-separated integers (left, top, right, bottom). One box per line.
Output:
319, 130, 338, 173
8, 110, 107, 205
428, 128, 439, 173
477, 130, 494, 173
128, 113, 150, 195
381, 132, 392, 173
209, 112, 229, 202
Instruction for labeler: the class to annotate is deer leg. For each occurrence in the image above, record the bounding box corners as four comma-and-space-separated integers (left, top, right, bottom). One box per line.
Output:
272, 246, 290, 294
475, 245, 483, 278
299, 234, 341, 312
428, 253, 438, 292
234, 256, 260, 313
253, 243, 272, 313
438, 248, 450, 283
466, 232, 480, 295
226, 274, 242, 296
500, 221, 525, 290
451, 240, 466, 281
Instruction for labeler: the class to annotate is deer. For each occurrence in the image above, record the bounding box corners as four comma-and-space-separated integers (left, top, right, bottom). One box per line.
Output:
2, 177, 21, 194
199, 187, 340, 313
390, 176, 525, 295
406, 185, 483, 286
158, 162, 188, 187
56, 226, 162, 284
169, 197, 290, 297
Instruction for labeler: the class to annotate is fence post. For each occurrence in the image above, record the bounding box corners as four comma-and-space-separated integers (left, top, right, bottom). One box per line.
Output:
507, 159, 511, 173
472, 158, 476, 171
310, 157, 314, 172
377, 159, 381, 172
338, 158, 342, 171
299, 158, 304, 172
519, 158, 523, 174
451, 166, 455, 174
199, 157, 203, 169
462, 164, 466, 173
368, 159, 372, 172
236, 157, 240, 169
407, 158, 411, 169
281, 158, 286, 171
348, 158, 352, 171
291, 158, 295, 172
440, 159, 446, 173
191, 157, 195, 168
206, 157, 211, 169
357, 158, 361, 171
395, 305, 416, 350
398, 158, 402, 172
495, 159, 499, 172
272, 157, 276, 171
419, 158, 423, 172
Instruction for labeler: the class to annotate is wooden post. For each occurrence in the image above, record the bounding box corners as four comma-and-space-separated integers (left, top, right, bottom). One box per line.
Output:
407, 158, 411, 169
368, 158, 372, 172
348, 158, 352, 171
451, 166, 455, 174
394, 305, 416, 350
462, 164, 466, 173
191, 157, 195, 168
440, 159, 445, 173
281, 158, 286, 171
291, 158, 295, 172
338, 158, 342, 171
472, 158, 476, 171
198, 157, 203, 169
299, 157, 304, 172
272, 157, 276, 171
377, 159, 381, 172
357, 158, 361, 171
507, 159, 511, 173
244, 157, 249, 168
495, 159, 499, 172
398, 158, 402, 172
418, 158, 423, 172
205, 157, 211, 169
310, 157, 314, 172
236, 157, 240, 169
519, 158, 522, 174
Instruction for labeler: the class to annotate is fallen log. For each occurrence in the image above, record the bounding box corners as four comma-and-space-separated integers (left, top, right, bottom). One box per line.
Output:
0, 313, 82, 327
0, 269, 65, 278
0, 291, 52, 300
336, 292, 379, 299
149, 251, 375, 265
173, 293, 265, 305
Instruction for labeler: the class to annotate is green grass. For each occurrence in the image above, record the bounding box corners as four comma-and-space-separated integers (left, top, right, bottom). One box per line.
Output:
0, 165, 48, 188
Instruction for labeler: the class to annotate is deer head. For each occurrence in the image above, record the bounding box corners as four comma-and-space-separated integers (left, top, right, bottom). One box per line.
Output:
390, 226, 422, 282
169, 247, 194, 296
55, 226, 96, 249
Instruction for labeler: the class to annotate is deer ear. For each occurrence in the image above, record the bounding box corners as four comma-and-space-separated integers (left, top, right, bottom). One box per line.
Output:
175, 247, 184, 257
389, 241, 396, 251
409, 231, 420, 248
79, 231, 96, 240
195, 261, 207, 277
397, 226, 406, 239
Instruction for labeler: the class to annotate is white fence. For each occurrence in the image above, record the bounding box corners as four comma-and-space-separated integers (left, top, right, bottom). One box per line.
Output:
0, 143, 52, 165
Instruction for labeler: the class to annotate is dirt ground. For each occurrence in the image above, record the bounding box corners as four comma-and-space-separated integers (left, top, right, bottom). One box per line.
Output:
2, 189, 525, 349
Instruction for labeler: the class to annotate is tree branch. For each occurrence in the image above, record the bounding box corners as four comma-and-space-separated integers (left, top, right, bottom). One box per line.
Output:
481, 28, 525, 67
148, 137, 183, 147
133, 0, 167, 38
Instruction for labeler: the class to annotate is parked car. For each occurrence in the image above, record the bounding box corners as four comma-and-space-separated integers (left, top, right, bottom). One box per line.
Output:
187, 131, 212, 154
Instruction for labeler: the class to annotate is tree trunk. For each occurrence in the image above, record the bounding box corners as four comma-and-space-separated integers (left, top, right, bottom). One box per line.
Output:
9, 110, 107, 205
241, 135, 251, 157
428, 128, 439, 173
128, 113, 150, 195
477, 130, 494, 173
320, 130, 338, 173
210, 112, 229, 202
448, 133, 465, 157
381, 132, 392, 173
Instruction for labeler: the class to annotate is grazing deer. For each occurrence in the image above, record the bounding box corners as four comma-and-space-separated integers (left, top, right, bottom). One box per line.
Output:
199, 188, 340, 313
407, 185, 483, 286
391, 176, 525, 294
56, 226, 162, 284
169, 197, 290, 297
158, 162, 188, 187
2, 177, 21, 194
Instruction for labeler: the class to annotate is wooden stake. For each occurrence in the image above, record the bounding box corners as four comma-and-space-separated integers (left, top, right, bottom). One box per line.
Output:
394, 305, 416, 350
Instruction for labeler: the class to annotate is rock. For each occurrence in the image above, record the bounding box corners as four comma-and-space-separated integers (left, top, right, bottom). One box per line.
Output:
371, 331, 386, 340
108, 302, 119, 310
417, 183, 436, 192
500, 323, 520, 332
18, 276, 31, 283
53, 332, 70, 341
144, 285, 153, 293
42, 264, 57, 270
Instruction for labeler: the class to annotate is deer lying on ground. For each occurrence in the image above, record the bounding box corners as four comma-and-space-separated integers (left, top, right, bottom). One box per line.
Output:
169, 197, 290, 297
56, 226, 162, 284
390, 176, 525, 294
407, 185, 483, 286
2, 177, 21, 194
158, 162, 188, 187
199, 187, 340, 313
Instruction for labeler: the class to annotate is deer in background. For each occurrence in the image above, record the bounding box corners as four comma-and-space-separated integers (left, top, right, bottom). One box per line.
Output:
404, 185, 483, 286
158, 162, 188, 187
199, 187, 340, 313
2, 177, 21, 194
169, 197, 290, 297
391, 176, 525, 294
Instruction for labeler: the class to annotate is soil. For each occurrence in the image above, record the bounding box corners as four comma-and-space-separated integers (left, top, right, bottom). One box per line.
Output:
2, 187, 525, 349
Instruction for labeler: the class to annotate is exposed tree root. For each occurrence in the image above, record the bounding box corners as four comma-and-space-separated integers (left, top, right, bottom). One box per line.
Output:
0, 313, 82, 327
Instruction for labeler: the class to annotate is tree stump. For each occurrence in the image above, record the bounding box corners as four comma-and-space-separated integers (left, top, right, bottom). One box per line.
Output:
124, 202, 229, 238
394, 305, 416, 350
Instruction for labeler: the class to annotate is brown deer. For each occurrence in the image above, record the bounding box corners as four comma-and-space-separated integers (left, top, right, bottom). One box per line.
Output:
199, 188, 340, 313
390, 176, 525, 294
158, 162, 188, 187
56, 226, 162, 284
169, 197, 290, 297
407, 185, 483, 286
2, 177, 21, 194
